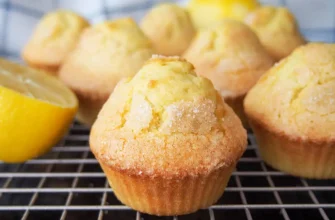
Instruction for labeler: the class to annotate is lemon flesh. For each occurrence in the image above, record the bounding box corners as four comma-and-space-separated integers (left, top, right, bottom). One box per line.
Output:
0, 58, 78, 163
188, 0, 259, 28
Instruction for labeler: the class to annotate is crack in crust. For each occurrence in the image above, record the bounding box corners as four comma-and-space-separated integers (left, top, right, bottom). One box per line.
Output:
183, 19, 274, 98
140, 3, 195, 56
244, 6, 306, 61
90, 56, 247, 177
59, 17, 154, 97
245, 43, 335, 141
22, 10, 90, 72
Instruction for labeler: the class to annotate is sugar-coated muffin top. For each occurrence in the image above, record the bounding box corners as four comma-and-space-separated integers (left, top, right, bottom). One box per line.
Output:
141, 3, 195, 56
59, 18, 154, 97
244, 43, 335, 141
95, 55, 217, 135
22, 10, 89, 69
245, 6, 306, 61
90, 56, 247, 177
184, 19, 273, 98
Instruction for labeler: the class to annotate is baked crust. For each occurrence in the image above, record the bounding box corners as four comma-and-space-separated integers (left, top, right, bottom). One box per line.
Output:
22, 10, 89, 74
59, 18, 154, 125
183, 19, 273, 126
244, 43, 335, 178
245, 6, 306, 61
244, 43, 335, 141
90, 56, 246, 214
90, 56, 247, 178
91, 101, 246, 178
141, 3, 195, 56
184, 19, 273, 98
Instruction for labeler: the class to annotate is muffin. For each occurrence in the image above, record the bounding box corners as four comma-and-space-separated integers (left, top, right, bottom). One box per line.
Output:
140, 3, 195, 56
187, 0, 259, 29
184, 20, 273, 127
244, 43, 335, 179
244, 6, 306, 61
22, 10, 89, 74
59, 18, 154, 126
90, 56, 247, 216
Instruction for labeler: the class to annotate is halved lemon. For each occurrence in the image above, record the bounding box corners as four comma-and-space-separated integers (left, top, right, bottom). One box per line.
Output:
187, 0, 260, 28
0, 58, 78, 163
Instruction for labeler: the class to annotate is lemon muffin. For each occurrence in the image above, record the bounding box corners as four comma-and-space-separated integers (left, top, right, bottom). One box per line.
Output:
90, 56, 247, 216
22, 10, 89, 74
244, 6, 306, 61
140, 3, 195, 56
184, 20, 273, 127
244, 43, 335, 179
187, 0, 259, 29
59, 18, 154, 126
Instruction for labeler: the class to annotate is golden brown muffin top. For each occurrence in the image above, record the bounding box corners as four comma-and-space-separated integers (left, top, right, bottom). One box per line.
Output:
90, 56, 246, 178
59, 18, 154, 98
141, 3, 195, 56
22, 10, 89, 69
184, 19, 273, 98
244, 6, 306, 61
244, 43, 335, 142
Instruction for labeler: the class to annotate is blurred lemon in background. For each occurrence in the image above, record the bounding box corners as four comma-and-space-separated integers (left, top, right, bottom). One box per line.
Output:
187, 0, 260, 28
0, 58, 78, 163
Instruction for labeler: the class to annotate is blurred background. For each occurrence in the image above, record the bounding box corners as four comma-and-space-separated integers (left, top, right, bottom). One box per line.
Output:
0, 0, 335, 62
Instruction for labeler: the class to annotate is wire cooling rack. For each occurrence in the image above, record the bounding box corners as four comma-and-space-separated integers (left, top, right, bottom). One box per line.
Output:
0, 122, 334, 220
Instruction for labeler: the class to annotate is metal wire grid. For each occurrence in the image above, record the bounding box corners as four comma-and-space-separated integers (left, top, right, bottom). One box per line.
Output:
0, 122, 334, 220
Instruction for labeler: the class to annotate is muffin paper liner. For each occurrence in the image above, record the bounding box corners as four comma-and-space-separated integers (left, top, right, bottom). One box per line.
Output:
250, 119, 335, 179
100, 162, 235, 216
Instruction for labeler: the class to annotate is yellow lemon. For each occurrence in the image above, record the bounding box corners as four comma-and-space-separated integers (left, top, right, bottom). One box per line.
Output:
0, 58, 78, 163
187, 0, 260, 28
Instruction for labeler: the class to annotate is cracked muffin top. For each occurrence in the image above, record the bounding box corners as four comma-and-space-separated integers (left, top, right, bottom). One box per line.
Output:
59, 18, 154, 98
90, 56, 247, 177
22, 10, 89, 73
244, 43, 335, 141
141, 3, 195, 56
244, 6, 306, 61
183, 19, 273, 98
